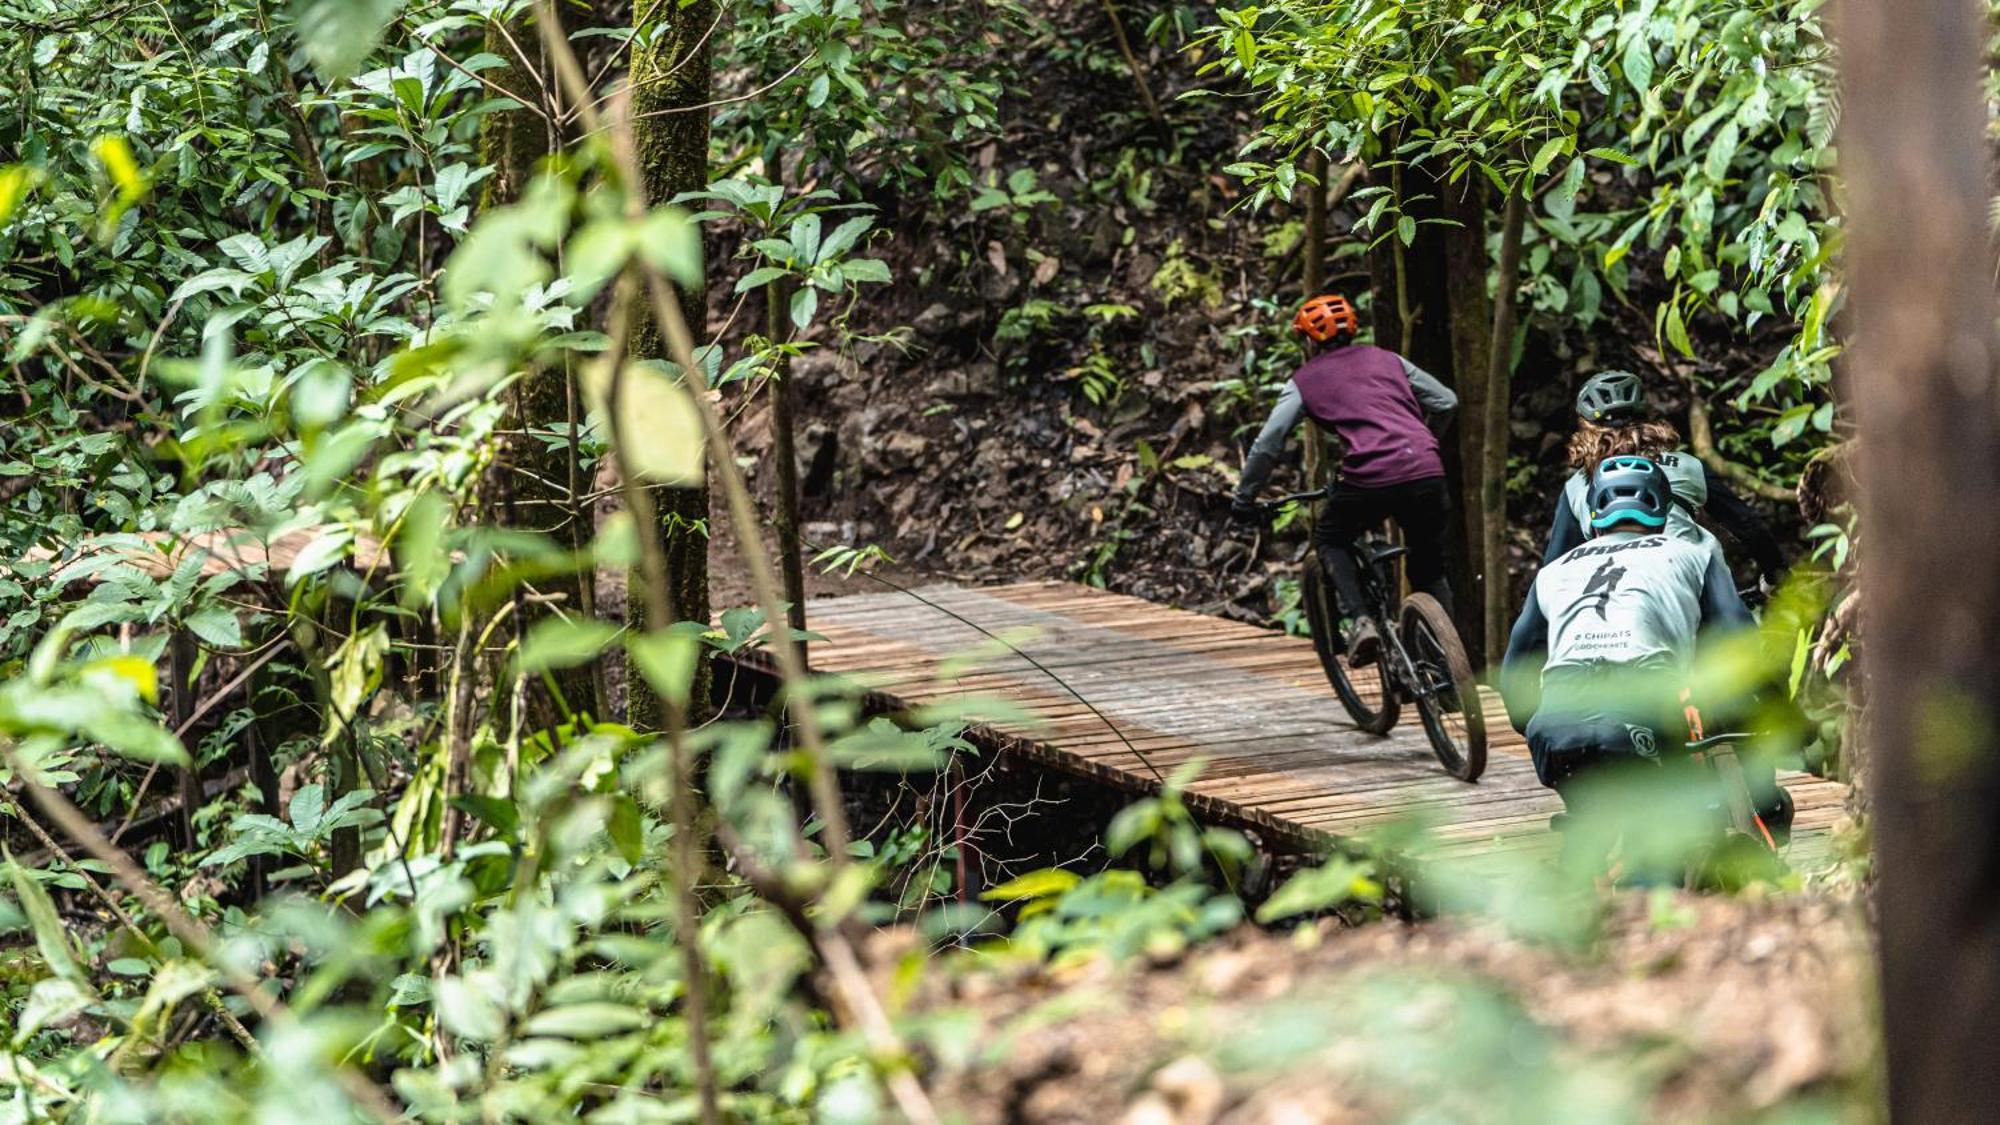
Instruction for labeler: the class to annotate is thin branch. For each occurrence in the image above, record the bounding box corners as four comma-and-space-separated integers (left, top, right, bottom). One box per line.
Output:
8, 754, 401, 1123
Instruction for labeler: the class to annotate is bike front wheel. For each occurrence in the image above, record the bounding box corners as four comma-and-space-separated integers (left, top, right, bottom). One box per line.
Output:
1398, 592, 1486, 781
1302, 555, 1398, 735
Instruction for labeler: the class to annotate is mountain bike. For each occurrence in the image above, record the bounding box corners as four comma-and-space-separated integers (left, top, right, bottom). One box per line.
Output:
1261, 488, 1486, 782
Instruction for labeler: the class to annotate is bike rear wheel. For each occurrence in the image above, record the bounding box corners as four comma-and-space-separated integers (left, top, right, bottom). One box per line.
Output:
1398, 592, 1486, 781
1302, 555, 1398, 735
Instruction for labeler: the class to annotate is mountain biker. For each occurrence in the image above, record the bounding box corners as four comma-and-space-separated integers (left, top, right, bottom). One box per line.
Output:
1230, 293, 1458, 662
1542, 370, 1784, 587
1501, 455, 1793, 854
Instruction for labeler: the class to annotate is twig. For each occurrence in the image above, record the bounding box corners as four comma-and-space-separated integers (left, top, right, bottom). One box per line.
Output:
7, 798, 260, 1054
1100, 0, 1163, 123
7, 753, 401, 1122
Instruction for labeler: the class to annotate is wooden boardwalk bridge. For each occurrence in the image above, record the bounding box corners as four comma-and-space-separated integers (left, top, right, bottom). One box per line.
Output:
799, 580, 1848, 868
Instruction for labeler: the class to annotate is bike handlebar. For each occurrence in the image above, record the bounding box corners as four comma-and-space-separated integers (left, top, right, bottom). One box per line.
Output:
1258, 486, 1331, 512
1685, 732, 1757, 750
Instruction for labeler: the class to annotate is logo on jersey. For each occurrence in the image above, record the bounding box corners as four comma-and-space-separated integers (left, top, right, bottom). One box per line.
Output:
1625, 724, 1658, 759
1578, 557, 1626, 619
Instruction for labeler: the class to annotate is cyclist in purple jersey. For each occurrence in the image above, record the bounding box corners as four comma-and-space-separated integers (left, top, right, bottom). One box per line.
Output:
1232, 294, 1457, 662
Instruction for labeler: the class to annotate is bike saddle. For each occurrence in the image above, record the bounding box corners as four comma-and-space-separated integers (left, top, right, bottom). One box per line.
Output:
1365, 542, 1408, 565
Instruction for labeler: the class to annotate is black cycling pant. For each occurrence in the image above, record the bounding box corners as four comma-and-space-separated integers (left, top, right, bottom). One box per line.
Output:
1311, 475, 1453, 619
1528, 696, 1793, 837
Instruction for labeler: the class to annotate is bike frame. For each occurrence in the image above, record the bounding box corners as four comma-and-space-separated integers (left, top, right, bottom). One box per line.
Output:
1263, 486, 1445, 712
1682, 698, 1779, 851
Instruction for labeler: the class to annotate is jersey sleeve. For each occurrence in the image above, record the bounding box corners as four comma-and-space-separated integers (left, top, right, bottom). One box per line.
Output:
1399, 357, 1459, 416
1697, 543, 1755, 631
1499, 581, 1550, 733
1233, 381, 1304, 503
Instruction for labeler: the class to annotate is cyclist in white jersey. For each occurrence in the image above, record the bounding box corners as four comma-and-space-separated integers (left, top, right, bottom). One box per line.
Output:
1502, 456, 1793, 838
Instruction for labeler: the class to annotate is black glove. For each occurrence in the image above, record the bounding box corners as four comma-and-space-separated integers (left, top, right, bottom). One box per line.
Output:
1229, 498, 1263, 525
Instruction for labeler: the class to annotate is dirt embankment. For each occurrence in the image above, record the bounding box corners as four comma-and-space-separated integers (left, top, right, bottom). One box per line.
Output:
898, 891, 1876, 1124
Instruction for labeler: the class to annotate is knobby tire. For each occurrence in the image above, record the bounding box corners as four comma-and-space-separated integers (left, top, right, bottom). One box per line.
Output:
1302, 555, 1398, 735
1398, 592, 1486, 781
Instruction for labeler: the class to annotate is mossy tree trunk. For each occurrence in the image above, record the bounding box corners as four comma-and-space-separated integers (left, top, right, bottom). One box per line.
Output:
477, 13, 604, 731
628, 0, 717, 728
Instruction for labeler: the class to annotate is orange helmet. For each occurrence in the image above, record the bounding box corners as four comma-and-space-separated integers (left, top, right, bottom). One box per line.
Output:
1293, 294, 1360, 343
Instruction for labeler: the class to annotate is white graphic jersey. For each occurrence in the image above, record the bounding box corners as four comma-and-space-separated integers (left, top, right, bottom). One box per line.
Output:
1562, 450, 1713, 549
1530, 530, 1731, 674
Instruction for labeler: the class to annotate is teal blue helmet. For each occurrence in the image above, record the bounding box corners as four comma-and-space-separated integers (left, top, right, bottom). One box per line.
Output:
1587, 456, 1671, 533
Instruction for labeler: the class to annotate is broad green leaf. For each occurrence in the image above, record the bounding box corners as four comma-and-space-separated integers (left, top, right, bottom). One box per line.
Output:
1664, 301, 1695, 358
1529, 135, 1566, 176
435, 974, 505, 1041
789, 285, 819, 329
294, 0, 406, 81
607, 796, 644, 865
0, 165, 39, 226
523, 1003, 650, 1039
516, 618, 622, 676
580, 360, 705, 485
979, 867, 1080, 902
637, 209, 701, 286
1622, 35, 1654, 96
627, 627, 700, 711
6, 863, 85, 985
184, 603, 242, 648
82, 654, 157, 704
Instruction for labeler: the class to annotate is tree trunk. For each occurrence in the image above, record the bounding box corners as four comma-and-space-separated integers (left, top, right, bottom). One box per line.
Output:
767, 152, 808, 660
1374, 156, 1481, 652
1836, 0, 2000, 1119
628, 0, 716, 727
1480, 189, 1526, 665
1439, 172, 1492, 661
478, 12, 602, 729
1301, 149, 1330, 489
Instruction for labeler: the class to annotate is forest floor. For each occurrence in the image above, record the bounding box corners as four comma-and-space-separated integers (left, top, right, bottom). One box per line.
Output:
903, 891, 1877, 1124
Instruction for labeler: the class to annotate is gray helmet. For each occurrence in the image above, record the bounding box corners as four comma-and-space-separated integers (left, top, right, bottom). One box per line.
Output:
1575, 370, 1648, 424
1587, 456, 1672, 534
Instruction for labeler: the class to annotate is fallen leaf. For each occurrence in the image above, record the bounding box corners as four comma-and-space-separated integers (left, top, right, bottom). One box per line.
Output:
986, 240, 1009, 277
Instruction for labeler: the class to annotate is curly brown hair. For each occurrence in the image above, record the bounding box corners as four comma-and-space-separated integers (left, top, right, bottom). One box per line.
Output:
1566, 419, 1683, 472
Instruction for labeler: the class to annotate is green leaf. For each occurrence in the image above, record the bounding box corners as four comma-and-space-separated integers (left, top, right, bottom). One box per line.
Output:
1621, 36, 1654, 96
1529, 135, 1566, 176
581, 360, 705, 484
1254, 857, 1383, 923
1395, 214, 1416, 246
6, 863, 85, 984
636, 208, 702, 287
522, 1003, 650, 1038
627, 627, 701, 712
733, 266, 791, 294
978, 867, 1080, 902
293, 0, 406, 81
789, 286, 820, 329
607, 796, 644, 865
1664, 301, 1694, 359
515, 618, 622, 676
840, 258, 891, 284
1584, 146, 1639, 166
435, 974, 505, 1041
184, 603, 242, 648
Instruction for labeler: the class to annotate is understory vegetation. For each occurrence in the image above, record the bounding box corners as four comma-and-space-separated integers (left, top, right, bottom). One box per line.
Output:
0, 0, 1886, 1120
